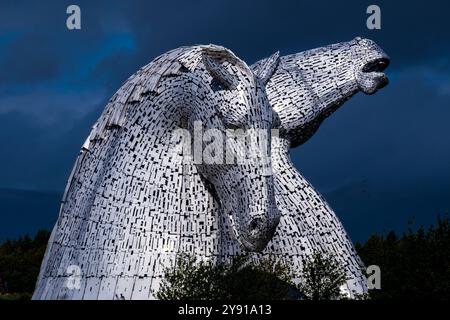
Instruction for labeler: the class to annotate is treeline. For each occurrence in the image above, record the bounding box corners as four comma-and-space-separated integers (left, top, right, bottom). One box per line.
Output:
0, 230, 50, 299
356, 215, 450, 299
0, 216, 449, 299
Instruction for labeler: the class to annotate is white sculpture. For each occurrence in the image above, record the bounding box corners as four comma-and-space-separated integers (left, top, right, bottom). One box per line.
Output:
33, 38, 389, 300
250, 37, 389, 297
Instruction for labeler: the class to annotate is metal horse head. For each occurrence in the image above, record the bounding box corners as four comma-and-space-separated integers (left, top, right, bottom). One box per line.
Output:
253, 37, 390, 147
177, 45, 281, 251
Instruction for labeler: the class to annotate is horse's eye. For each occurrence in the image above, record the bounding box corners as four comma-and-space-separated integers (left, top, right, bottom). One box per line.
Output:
210, 78, 230, 92
226, 123, 240, 130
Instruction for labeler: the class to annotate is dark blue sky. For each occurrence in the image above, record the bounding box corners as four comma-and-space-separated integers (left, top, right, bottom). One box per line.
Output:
0, 0, 449, 241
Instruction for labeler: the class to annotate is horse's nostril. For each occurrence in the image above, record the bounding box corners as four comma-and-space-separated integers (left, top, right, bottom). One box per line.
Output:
248, 218, 264, 237
362, 58, 390, 73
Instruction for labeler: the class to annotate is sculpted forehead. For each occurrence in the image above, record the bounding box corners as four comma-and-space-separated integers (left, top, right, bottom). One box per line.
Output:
278, 41, 352, 71
271, 38, 388, 77
191, 61, 274, 129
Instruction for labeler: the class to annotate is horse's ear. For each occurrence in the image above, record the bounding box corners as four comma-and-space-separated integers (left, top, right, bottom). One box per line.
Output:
253, 51, 280, 84
201, 46, 253, 90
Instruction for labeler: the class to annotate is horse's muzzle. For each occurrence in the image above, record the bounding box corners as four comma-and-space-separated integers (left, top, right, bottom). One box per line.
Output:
240, 215, 279, 252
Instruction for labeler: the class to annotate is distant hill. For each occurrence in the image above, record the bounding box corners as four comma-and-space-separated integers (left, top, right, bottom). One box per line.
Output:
0, 188, 60, 241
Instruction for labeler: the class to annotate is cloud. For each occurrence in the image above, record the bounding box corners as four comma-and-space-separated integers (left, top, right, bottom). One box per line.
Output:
0, 34, 61, 84
0, 104, 102, 191
295, 63, 450, 191
0, 84, 107, 124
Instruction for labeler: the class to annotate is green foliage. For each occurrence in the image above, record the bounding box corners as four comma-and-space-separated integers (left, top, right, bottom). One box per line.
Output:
0, 230, 50, 295
356, 215, 450, 300
0, 292, 31, 300
297, 251, 348, 300
156, 254, 297, 300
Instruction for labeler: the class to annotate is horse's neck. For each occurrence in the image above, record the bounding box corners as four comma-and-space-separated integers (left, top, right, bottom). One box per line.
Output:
271, 135, 338, 229
112, 120, 242, 258
269, 135, 366, 288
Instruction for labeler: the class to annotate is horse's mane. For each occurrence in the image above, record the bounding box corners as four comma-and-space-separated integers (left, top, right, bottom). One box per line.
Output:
89, 44, 246, 142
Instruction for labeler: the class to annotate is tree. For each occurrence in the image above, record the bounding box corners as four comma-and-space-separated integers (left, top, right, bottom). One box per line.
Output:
296, 251, 348, 300
0, 230, 50, 295
156, 254, 297, 300
0, 272, 6, 293
356, 215, 450, 300
157, 252, 351, 300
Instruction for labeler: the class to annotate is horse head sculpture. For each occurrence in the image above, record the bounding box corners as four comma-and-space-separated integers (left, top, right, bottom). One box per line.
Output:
250, 38, 390, 298
34, 38, 390, 300
32, 45, 281, 299
253, 37, 390, 147
179, 46, 281, 252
